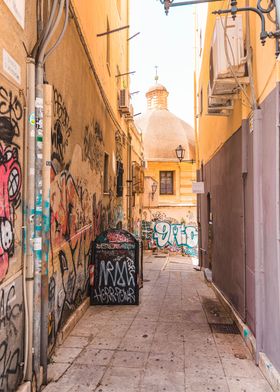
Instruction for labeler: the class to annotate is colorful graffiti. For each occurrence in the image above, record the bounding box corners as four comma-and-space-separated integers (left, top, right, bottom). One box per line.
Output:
49, 163, 93, 346
49, 88, 117, 348
0, 277, 24, 391
142, 220, 198, 256
82, 120, 104, 172
0, 86, 22, 282
51, 88, 72, 171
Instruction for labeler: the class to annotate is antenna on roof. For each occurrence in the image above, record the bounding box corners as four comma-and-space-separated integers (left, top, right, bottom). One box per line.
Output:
155, 65, 159, 83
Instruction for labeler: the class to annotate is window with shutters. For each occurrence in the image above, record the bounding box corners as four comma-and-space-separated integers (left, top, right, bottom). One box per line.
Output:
106, 18, 111, 74
103, 153, 109, 193
116, 161, 124, 197
132, 162, 140, 194
160, 171, 174, 195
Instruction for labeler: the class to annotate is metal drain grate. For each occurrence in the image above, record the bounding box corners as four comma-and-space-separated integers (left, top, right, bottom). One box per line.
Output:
154, 255, 167, 258
210, 323, 240, 334
143, 279, 150, 282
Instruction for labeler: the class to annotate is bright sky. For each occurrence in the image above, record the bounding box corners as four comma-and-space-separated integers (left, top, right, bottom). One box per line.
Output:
129, 0, 195, 126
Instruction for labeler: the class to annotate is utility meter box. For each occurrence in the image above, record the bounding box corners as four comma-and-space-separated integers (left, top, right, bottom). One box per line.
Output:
210, 15, 245, 95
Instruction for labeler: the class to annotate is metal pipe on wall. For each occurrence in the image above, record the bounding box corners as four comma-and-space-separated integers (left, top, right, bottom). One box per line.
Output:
275, 59, 280, 367
253, 108, 265, 365
41, 84, 53, 385
24, 58, 36, 382
31, 0, 68, 387
33, 62, 44, 387
275, 0, 280, 28
241, 118, 248, 322
127, 134, 132, 231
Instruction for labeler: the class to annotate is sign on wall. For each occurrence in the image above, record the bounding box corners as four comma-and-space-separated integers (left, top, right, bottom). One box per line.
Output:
90, 229, 140, 305
3, 0, 25, 28
2, 49, 21, 85
192, 181, 205, 194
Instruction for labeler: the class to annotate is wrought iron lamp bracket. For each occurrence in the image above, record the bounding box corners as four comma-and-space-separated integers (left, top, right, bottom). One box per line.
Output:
159, 0, 280, 46
212, 0, 280, 45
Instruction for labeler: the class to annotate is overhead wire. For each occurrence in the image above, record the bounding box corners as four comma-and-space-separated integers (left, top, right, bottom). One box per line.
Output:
31, 0, 59, 58
38, 0, 65, 64
44, 0, 69, 62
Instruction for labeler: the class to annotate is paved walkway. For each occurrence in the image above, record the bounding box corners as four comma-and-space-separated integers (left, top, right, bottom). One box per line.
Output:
44, 254, 273, 392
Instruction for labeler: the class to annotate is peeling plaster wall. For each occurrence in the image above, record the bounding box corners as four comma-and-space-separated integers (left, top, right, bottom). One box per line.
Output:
44, 13, 132, 349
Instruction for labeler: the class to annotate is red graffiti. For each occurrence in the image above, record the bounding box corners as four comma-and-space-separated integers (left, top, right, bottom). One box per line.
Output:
107, 232, 133, 243
0, 143, 21, 281
89, 264, 94, 287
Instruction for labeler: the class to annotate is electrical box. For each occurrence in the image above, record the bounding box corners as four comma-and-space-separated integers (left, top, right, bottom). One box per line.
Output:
210, 15, 245, 96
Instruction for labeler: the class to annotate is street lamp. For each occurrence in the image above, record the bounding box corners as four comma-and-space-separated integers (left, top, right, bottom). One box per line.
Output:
175, 145, 195, 164
151, 181, 157, 200
159, 0, 174, 14
175, 145, 185, 162
158, 0, 223, 15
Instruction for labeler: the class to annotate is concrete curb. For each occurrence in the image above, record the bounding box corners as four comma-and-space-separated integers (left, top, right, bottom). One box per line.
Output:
212, 283, 280, 392
259, 352, 280, 392
56, 297, 90, 346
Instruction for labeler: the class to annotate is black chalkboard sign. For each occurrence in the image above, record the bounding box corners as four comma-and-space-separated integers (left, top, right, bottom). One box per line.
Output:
90, 229, 140, 305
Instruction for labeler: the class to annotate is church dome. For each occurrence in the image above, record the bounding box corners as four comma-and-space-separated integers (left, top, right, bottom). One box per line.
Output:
135, 83, 195, 161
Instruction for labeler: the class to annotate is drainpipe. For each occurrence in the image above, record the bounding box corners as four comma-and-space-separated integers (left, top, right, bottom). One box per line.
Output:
33, 0, 67, 386
275, 57, 280, 366
241, 105, 248, 323
24, 58, 36, 382
253, 108, 264, 365
275, 0, 280, 27
241, 3, 257, 324
40, 84, 52, 385
127, 134, 132, 231
33, 60, 44, 389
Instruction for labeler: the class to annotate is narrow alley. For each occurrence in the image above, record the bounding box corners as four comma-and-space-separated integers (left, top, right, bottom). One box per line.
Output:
2, 1, 280, 391
44, 254, 272, 392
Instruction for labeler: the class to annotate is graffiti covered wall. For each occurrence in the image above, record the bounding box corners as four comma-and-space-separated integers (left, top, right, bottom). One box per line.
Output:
0, 276, 24, 391
0, 86, 23, 282
48, 85, 118, 347
142, 208, 198, 256
46, 14, 129, 348
0, 82, 24, 390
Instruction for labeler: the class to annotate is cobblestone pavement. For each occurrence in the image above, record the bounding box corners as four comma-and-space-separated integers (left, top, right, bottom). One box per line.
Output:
44, 254, 273, 392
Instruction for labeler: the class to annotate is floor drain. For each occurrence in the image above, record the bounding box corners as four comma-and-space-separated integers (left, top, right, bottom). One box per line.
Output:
154, 255, 167, 258
143, 279, 150, 282
210, 323, 240, 334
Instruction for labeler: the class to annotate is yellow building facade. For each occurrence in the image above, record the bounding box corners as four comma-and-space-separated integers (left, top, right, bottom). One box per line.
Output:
196, 1, 280, 384
136, 83, 198, 256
